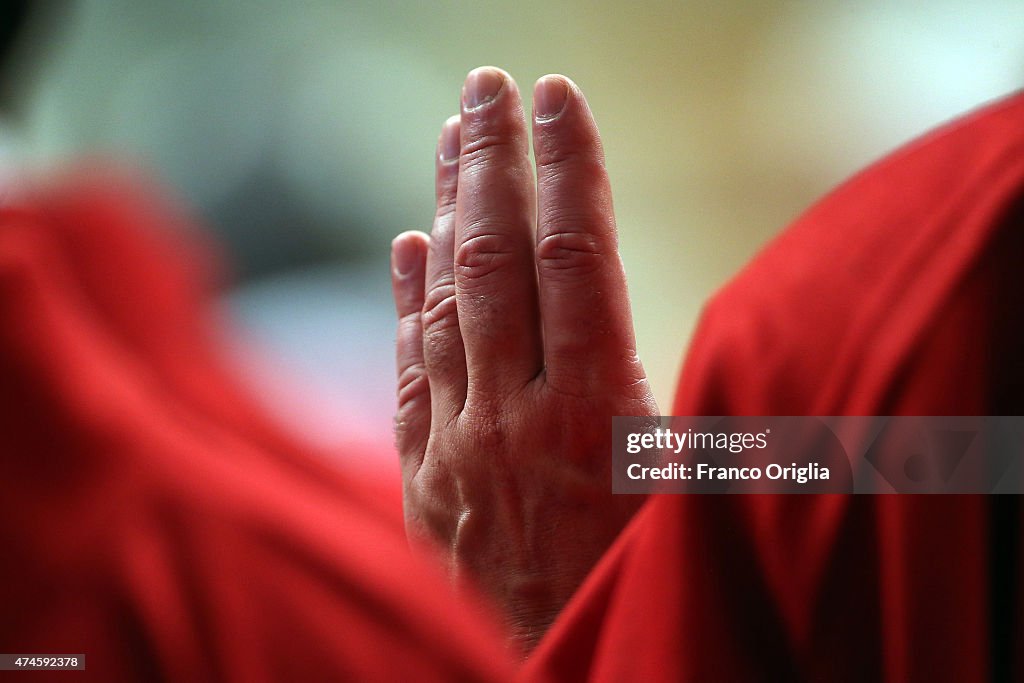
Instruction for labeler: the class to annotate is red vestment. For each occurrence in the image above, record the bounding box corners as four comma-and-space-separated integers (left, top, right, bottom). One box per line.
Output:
527, 91, 1024, 682
0, 168, 514, 682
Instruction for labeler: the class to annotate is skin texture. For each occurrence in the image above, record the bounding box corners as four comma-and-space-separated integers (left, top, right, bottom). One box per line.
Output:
390, 67, 659, 653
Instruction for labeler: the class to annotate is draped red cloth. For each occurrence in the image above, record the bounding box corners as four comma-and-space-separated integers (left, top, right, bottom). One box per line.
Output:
0, 168, 514, 682
7, 85, 1024, 681
527, 92, 1024, 681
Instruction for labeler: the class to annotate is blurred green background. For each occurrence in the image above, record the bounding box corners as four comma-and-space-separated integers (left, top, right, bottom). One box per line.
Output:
2, 0, 1022, 447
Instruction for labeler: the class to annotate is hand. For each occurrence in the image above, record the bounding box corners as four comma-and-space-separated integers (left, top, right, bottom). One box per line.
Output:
390, 67, 658, 652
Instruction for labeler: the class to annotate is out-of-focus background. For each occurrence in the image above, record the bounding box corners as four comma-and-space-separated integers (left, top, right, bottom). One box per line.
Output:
2, 0, 1022, 457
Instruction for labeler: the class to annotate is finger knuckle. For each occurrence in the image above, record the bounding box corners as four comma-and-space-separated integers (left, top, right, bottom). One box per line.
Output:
396, 362, 430, 410
536, 145, 605, 175
543, 356, 605, 398
459, 133, 517, 169
536, 230, 605, 276
460, 398, 511, 451
393, 414, 423, 456
544, 346, 648, 399
421, 281, 460, 337
454, 230, 520, 281
458, 131, 534, 198
406, 462, 459, 535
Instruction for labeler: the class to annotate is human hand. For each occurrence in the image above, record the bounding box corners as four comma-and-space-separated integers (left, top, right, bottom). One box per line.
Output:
390, 67, 658, 652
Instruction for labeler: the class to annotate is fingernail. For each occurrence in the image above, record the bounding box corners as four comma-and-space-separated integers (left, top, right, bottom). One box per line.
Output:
439, 115, 460, 164
392, 234, 420, 278
464, 67, 505, 110
534, 75, 569, 121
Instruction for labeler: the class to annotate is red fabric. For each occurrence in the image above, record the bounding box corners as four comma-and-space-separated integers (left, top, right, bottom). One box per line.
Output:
0, 167, 514, 682
527, 92, 1024, 681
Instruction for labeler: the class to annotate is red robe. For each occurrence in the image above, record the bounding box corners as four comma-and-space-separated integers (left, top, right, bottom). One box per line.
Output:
527, 91, 1024, 681
0, 167, 514, 682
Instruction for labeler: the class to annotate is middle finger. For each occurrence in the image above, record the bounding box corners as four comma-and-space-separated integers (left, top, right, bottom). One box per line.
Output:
454, 67, 543, 399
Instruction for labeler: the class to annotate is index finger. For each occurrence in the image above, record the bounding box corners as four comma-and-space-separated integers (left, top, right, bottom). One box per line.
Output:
531, 75, 646, 395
